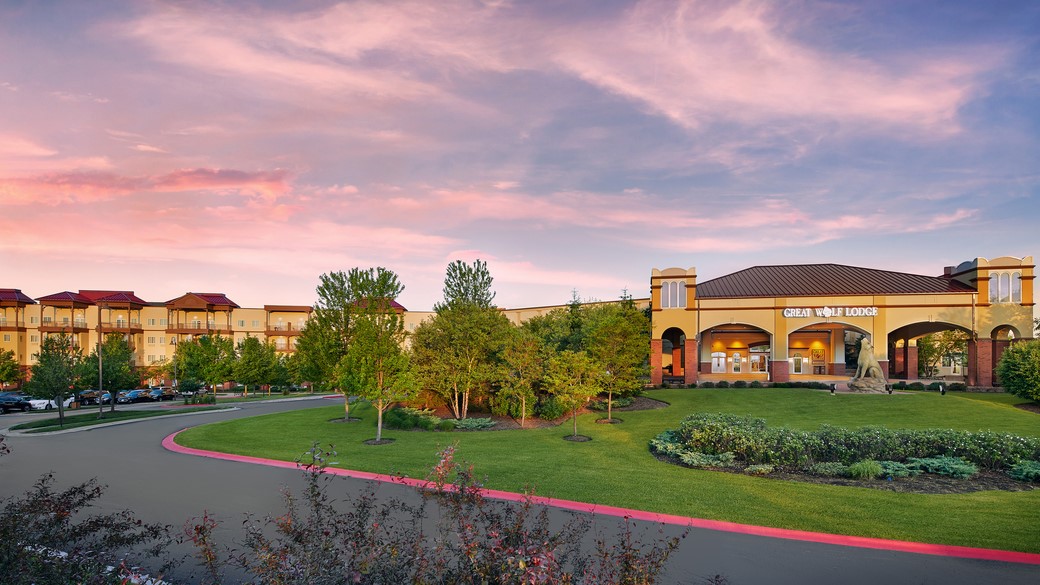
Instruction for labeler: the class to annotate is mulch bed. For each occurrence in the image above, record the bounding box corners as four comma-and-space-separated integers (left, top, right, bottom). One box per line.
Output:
363, 438, 395, 445
1014, 402, 1040, 415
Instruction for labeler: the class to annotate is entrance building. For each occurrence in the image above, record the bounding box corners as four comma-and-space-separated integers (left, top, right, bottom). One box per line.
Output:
650, 256, 1035, 386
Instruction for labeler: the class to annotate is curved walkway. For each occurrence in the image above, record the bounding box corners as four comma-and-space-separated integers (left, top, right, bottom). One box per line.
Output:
163, 429, 1040, 566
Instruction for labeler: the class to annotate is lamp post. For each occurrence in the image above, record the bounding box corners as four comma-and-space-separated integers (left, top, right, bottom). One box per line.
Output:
97, 303, 103, 419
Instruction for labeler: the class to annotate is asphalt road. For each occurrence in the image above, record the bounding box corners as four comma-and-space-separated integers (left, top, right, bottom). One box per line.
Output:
0, 398, 1037, 584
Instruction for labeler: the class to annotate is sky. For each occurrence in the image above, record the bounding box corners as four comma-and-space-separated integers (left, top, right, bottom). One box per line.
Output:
1, 0, 1038, 312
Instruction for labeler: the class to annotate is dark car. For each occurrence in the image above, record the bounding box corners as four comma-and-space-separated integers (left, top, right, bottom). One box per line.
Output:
0, 392, 33, 413
148, 387, 177, 401
117, 389, 152, 404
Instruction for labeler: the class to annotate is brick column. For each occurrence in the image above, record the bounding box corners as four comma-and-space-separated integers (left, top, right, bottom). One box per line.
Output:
769, 360, 790, 383
650, 339, 663, 386
968, 339, 993, 387
684, 338, 698, 386
878, 360, 889, 379
905, 345, 918, 380
892, 346, 905, 378
672, 344, 684, 377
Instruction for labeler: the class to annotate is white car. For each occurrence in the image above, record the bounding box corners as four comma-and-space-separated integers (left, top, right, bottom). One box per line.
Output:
29, 396, 76, 411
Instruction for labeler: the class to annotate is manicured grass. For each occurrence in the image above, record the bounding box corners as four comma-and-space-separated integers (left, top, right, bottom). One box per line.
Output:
176, 388, 1040, 553
11, 406, 225, 433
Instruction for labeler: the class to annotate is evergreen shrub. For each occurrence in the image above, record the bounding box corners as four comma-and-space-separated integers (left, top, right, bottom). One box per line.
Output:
846, 460, 883, 480
716, 381, 730, 389
1008, 460, 1040, 482
732, 381, 748, 388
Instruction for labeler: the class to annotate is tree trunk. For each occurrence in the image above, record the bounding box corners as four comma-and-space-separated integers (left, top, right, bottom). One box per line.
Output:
520, 395, 526, 429
342, 388, 351, 420
572, 408, 578, 437
376, 399, 384, 441
607, 389, 613, 422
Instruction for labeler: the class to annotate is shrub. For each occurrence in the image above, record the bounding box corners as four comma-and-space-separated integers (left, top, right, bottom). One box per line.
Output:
588, 396, 634, 411
995, 339, 1040, 401
438, 419, 456, 432
0, 472, 174, 583
452, 417, 497, 431
878, 461, 920, 478
947, 382, 967, 392
749, 381, 763, 388
192, 444, 686, 584
732, 381, 748, 388
807, 462, 848, 477
678, 451, 736, 468
1008, 460, 1040, 482
699, 381, 715, 388
384, 407, 442, 431
846, 460, 883, 480
536, 396, 566, 420
745, 464, 773, 475
927, 382, 943, 392
891, 381, 907, 390
656, 413, 1040, 471
908, 456, 977, 479
716, 381, 730, 388
907, 382, 926, 391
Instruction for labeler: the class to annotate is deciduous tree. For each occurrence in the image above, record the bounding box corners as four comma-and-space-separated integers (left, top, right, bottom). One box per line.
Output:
545, 350, 604, 438
234, 335, 276, 396
0, 349, 20, 388
412, 260, 509, 419
495, 327, 545, 428
996, 339, 1040, 401
916, 330, 968, 378
82, 334, 139, 414
585, 298, 649, 422
25, 333, 82, 425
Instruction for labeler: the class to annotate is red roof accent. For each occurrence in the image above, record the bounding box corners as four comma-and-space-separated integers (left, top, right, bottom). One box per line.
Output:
0, 289, 36, 304
166, 292, 240, 309
79, 290, 148, 305
696, 264, 978, 299
36, 291, 94, 304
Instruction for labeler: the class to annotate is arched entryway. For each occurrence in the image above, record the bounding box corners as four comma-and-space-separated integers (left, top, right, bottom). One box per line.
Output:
651, 326, 696, 386
888, 322, 971, 381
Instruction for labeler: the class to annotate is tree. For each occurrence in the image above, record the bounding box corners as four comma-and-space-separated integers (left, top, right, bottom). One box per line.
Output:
0, 349, 20, 389
24, 333, 83, 426
412, 260, 509, 419
437, 259, 496, 310
995, 339, 1040, 401
916, 330, 968, 378
234, 336, 276, 396
295, 268, 378, 419
334, 267, 415, 442
82, 334, 139, 414
495, 327, 545, 428
175, 334, 234, 400
544, 350, 604, 438
585, 300, 649, 422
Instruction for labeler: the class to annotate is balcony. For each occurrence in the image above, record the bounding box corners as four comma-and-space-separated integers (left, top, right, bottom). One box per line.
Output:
165, 322, 233, 335
39, 320, 90, 333
99, 321, 144, 334
0, 320, 26, 331
265, 323, 303, 336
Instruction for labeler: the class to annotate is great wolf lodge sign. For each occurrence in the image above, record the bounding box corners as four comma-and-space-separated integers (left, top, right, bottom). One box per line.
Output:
782, 306, 879, 318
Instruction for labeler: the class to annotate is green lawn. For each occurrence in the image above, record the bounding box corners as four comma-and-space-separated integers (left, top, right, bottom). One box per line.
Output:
11, 406, 225, 433
176, 388, 1040, 553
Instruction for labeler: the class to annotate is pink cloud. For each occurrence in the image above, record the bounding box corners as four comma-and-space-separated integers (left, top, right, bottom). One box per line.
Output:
0, 168, 293, 205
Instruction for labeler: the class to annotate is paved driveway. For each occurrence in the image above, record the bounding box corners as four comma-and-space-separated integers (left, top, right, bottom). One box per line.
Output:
0, 399, 1036, 584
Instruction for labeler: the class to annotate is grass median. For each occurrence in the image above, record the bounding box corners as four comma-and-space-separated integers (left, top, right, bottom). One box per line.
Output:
10, 406, 226, 433
175, 387, 1040, 553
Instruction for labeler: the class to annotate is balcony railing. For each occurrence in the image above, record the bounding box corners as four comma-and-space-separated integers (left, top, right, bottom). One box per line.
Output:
100, 321, 143, 331
0, 320, 25, 330
266, 323, 303, 335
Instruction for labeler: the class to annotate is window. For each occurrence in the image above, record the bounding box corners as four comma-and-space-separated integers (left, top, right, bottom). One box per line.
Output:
251, 320, 260, 327
661, 280, 686, 309
2, 334, 9, 342
30, 316, 38, 324
159, 336, 165, 345
238, 320, 246, 327
42, 316, 52, 323
990, 271, 1023, 304
148, 355, 155, 363
31, 335, 38, 342
159, 318, 167, 326
148, 336, 156, 345
148, 318, 156, 326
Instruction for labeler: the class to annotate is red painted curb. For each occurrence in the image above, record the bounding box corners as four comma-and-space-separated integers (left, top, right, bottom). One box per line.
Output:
162, 430, 1040, 565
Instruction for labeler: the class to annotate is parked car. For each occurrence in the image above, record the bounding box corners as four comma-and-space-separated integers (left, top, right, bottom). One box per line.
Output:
78, 390, 100, 405
0, 392, 33, 413
117, 389, 152, 404
27, 395, 77, 410
148, 387, 177, 401
99, 391, 117, 404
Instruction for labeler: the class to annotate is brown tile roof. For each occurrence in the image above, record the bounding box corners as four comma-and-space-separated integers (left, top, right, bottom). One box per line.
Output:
36, 291, 94, 304
0, 289, 36, 304
166, 292, 240, 309
696, 264, 977, 299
